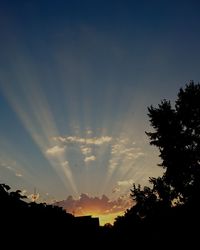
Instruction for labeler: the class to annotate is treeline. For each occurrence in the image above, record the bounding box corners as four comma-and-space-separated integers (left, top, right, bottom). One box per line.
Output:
0, 183, 103, 247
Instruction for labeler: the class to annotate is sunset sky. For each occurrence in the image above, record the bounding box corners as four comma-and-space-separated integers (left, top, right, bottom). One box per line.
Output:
0, 0, 200, 225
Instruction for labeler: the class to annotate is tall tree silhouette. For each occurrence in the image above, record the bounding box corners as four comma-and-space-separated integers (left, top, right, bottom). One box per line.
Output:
129, 81, 200, 222
146, 81, 200, 204
125, 82, 200, 248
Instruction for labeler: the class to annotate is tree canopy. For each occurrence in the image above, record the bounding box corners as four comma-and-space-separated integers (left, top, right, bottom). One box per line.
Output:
114, 82, 200, 247
128, 82, 200, 224
146, 81, 200, 204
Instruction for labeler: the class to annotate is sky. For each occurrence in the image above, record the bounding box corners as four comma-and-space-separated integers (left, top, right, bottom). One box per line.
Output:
0, 0, 200, 225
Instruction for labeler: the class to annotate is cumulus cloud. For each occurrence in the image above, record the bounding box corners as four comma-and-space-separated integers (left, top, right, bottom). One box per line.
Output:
84, 155, 96, 163
54, 193, 132, 216
54, 135, 112, 145
46, 145, 66, 156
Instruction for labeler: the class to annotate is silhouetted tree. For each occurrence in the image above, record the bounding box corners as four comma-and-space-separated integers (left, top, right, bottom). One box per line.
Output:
127, 82, 200, 247
146, 81, 200, 204
130, 177, 172, 222
130, 184, 157, 218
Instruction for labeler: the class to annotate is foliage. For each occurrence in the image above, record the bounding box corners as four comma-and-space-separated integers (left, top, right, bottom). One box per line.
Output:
129, 81, 200, 221
147, 81, 200, 202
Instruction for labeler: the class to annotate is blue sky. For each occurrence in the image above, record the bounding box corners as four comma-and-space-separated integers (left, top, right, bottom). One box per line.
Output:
0, 0, 200, 207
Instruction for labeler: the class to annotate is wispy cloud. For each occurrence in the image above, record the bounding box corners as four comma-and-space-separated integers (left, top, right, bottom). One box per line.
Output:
46, 145, 66, 156
21, 190, 27, 196
61, 160, 70, 167
15, 173, 23, 177
84, 155, 96, 163
111, 142, 144, 160
108, 137, 145, 175
117, 179, 133, 187
46, 133, 146, 196
0, 161, 23, 178
112, 187, 120, 193
6, 165, 13, 170
100, 136, 145, 194
54, 135, 112, 145
108, 159, 118, 170
86, 129, 93, 135
80, 146, 92, 155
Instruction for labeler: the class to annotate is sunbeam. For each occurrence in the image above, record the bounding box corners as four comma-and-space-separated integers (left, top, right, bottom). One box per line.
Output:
0, 39, 164, 208
0, 59, 78, 195
0, 0, 191, 223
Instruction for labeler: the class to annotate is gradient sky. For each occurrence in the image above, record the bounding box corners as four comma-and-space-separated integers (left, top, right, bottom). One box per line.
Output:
0, 0, 200, 223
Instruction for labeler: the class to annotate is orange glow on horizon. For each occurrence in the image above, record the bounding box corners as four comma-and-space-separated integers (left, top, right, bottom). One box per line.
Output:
74, 210, 125, 226
98, 211, 124, 226
58, 193, 133, 226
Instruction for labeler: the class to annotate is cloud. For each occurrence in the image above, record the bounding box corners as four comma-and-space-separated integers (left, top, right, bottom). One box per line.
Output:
1, 162, 23, 178
28, 193, 40, 202
0, 161, 16, 170
61, 160, 70, 167
54, 135, 112, 145
112, 187, 120, 193
15, 173, 23, 177
84, 155, 96, 163
6, 166, 13, 170
46, 145, 66, 156
21, 190, 27, 196
109, 159, 118, 170
117, 179, 133, 187
111, 143, 144, 160
54, 193, 132, 216
108, 137, 145, 174
80, 146, 92, 155
86, 129, 93, 135
0, 162, 7, 167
